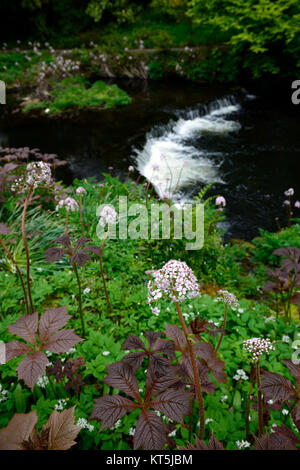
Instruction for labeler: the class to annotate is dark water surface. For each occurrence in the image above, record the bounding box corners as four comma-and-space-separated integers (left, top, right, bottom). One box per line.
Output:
1, 79, 300, 240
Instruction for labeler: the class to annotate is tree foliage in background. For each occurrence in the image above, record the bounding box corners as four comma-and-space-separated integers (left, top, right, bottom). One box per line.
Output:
86, 0, 147, 24
187, 0, 300, 77
150, 0, 189, 19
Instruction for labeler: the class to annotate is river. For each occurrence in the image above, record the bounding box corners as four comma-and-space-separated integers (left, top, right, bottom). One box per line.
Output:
1, 79, 300, 240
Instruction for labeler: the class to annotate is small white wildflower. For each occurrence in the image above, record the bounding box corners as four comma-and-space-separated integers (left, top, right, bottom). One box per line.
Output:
282, 335, 290, 344
282, 409, 289, 415
236, 440, 251, 450
83, 288, 91, 295
102, 351, 110, 356
55, 399, 67, 411
36, 376, 49, 388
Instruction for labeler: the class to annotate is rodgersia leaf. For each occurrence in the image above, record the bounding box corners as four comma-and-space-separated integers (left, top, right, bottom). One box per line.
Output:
71, 251, 92, 266
281, 359, 300, 379
122, 334, 146, 351
39, 306, 71, 344
103, 361, 141, 402
42, 329, 82, 354
150, 389, 192, 424
45, 406, 81, 450
45, 247, 66, 263
0, 411, 38, 450
134, 410, 167, 450
90, 395, 136, 431
17, 351, 49, 391
5, 340, 33, 360
260, 370, 297, 403
8, 312, 38, 346
74, 237, 92, 252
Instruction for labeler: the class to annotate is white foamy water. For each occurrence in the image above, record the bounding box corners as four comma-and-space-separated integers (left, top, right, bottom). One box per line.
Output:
134, 95, 242, 198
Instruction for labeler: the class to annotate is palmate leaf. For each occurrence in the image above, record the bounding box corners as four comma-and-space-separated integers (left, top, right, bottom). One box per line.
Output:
134, 410, 167, 451
45, 247, 66, 263
149, 389, 192, 424
70, 252, 92, 266
0, 408, 80, 450
5, 306, 82, 390
90, 355, 192, 449
42, 329, 82, 353
8, 312, 38, 346
281, 359, 300, 379
0, 411, 38, 450
45, 406, 81, 450
145, 367, 181, 398
103, 361, 142, 402
39, 306, 71, 344
260, 370, 297, 403
121, 331, 174, 373
17, 351, 49, 391
5, 340, 33, 360
90, 395, 137, 431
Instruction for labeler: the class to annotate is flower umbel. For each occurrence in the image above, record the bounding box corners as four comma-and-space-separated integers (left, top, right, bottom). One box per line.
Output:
76, 186, 87, 195
98, 205, 118, 227
56, 197, 79, 212
217, 289, 239, 308
147, 260, 200, 314
243, 337, 275, 362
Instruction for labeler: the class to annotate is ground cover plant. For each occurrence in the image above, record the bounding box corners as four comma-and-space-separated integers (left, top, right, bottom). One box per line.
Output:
0, 151, 299, 450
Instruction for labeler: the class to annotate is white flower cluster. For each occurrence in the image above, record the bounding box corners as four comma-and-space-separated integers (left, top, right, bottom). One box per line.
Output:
0, 384, 8, 403
36, 375, 49, 388
12, 161, 52, 192
233, 369, 249, 381
56, 197, 79, 212
284, 188, 294, 197
55, 398, 68, 411
98, 205, 118, 227
77, 417, 94, 432
236, 440, 251, 450
217, 290, 239, 308
110, 419, 121, 430
243, 337, 275, 361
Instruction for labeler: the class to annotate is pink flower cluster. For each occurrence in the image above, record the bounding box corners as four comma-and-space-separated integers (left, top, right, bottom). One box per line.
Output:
98, 205, 118, 227
147, 260, 200, 315
217, 289, 239, 308
243, 337, 275, 362
76, 186, 87, 195
215, 196, 226, 207
56, 197, 79, 212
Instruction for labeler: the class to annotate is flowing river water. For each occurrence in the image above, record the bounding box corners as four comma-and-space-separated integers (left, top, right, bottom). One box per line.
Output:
1, 79, 300, 240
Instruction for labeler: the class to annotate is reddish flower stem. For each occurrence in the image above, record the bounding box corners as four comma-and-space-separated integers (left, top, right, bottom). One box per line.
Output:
79, 195, 85, 237
22, 188, 34, 313
175, 301, 205, 439
256, 360, 264, 437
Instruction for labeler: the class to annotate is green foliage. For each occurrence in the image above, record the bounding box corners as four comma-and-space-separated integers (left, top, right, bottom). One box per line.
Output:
86, 0, 143, 24
23, 78, 132, 114
187, 0, 300, 78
